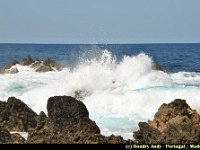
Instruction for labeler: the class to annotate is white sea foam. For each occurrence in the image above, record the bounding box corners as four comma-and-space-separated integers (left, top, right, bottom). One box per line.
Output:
0, 50, 200, 140
10, 132, 28, 140
171, 72, 200, 86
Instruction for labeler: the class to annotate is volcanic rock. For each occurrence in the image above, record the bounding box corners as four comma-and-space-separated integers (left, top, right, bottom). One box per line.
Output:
35, 111, 47, 131
35, 65, 53, 72
0, 97, 38, 132
28, 96, 128, 144
11, 133, 26, 144
0, 126, 12, 144
152, 63, 163, 71
21, 55, 34, 66
134, 99, 200, 144
0, 56, 62, 74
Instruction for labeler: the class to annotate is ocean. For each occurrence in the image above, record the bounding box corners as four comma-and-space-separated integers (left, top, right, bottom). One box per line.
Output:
0, 43, 200, 139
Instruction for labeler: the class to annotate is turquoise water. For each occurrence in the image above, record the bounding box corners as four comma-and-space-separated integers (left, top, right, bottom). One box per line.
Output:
0, 44, 200, 139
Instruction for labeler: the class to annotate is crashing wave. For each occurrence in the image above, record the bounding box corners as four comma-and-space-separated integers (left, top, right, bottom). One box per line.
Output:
0, 50, 200, 139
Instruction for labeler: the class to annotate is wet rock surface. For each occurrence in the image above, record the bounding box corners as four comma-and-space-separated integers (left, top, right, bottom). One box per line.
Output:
152, 63, 163, 71
28, 96, 128, 144
134, 99, 200, 144
0, 96, 130, 144
0, 97, 38, 132
11, 133, 26, 144
1, 96, 199, 144
0, 56, 62, 74
0, 126, 12, 144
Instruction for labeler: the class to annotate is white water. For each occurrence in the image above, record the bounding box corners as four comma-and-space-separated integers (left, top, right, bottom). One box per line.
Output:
10, 132, 28, 140
1, 50, 200, 140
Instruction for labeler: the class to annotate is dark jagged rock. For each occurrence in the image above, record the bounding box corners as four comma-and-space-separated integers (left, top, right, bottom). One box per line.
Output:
28, 96, 128, 144
0, 97, 38, 132
47, 96, 88, 118
47, 96, 100, 134
134, 99, 200, 144
21, 55, 34, 66
35, 65, 53, 72
152, 63, 163, 71
11, 133, 26, 144
30, 61, 41, 68
149, 99, 199, 132
0, 126, 26, 144
0, 126, 12, 144
2, 96, 200, 144
0, 56, 62, 74
35, 111, 47, 131
32, 59, 61, 72
0, 96, 131, 144
160, 123, 200, 144
22, 56, 61, 72
105, 134, 127, 144
43, 58, 60, 69
133, 122, 161, 144
11, 60, 19, 66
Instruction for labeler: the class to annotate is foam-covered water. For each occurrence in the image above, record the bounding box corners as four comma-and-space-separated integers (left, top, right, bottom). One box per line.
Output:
1, 49, 200, 140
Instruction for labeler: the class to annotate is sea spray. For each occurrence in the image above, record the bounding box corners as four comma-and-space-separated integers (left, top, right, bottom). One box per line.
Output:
0, 50, 200, 139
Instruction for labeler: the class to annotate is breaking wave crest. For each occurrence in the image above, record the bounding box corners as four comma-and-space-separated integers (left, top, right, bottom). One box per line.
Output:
0, 50, 200, 139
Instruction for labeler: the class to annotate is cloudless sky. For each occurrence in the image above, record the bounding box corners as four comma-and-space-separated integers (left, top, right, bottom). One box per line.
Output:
0, 0, 200, 43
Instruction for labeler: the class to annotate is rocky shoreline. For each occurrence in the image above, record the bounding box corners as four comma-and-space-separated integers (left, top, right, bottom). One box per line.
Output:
0, 96, 200, 144
0, 96, 132, 144
0, 56, 165, 75
134, 99, 200, 144
0, 56, 62, 74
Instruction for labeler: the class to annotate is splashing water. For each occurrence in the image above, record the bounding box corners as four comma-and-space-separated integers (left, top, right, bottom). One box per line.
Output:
0, 50, 200, 140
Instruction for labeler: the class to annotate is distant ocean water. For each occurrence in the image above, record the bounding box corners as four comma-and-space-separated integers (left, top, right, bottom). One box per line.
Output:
1, 43, 200, 72
0, 43, 200, 139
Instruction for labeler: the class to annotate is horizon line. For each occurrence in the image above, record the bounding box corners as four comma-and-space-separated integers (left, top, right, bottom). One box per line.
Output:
0, 42, 200, 45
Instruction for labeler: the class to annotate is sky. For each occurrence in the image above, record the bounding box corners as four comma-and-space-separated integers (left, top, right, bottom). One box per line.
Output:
0, 0, 200, 44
